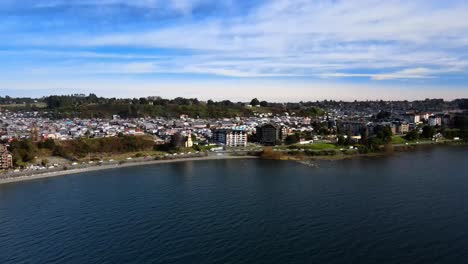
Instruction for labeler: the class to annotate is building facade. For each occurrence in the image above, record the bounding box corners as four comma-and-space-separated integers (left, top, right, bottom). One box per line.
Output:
428, 116, 442, 127
340, 121, 369, 137
213, 129, 247, 147
0, 145, 13, 170
256, 124, 286, 146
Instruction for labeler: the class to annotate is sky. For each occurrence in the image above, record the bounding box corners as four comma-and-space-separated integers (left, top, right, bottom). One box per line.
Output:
1, 0, 468, 101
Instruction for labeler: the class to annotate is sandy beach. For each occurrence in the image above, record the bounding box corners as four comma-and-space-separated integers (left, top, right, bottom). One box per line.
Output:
0, 155, 259, 185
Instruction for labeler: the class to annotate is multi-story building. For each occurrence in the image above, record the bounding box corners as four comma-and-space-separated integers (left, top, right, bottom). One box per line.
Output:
256, 124, 286, 146
428, 116, 442, 127
213, 129, 247, 147
0, 145, 13, 170
404, 113, 421, 124
340, 121, 368, 137
391, 122, 410, 134
398, 123, 410, 134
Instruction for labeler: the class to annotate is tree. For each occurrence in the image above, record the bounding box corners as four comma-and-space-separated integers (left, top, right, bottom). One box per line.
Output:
250, 98, 260, 106
422, 126, 436, 139
284, 134, 300, 145
374, 125, 393, 144
376, 111, 391, 120
169, 133, 184, 150
337, 135, 346, 145
260, 101, 268, 107
10, 139, 38, 165
38, 138, 56, 150
139, 97, 148, 105
405, 129, 419, 141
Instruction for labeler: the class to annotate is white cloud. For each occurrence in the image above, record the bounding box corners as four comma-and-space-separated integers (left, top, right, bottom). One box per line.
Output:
321, 68, 437, 80
2, 0, 468, 84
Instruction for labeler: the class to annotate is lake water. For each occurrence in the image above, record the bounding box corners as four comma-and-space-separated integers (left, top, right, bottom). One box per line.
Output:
1, 146, 468, 264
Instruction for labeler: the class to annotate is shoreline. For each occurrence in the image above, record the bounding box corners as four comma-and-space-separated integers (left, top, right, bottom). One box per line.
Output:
268, 141, 468, 162
1, 142, 466, 186
0, 155, 259, 185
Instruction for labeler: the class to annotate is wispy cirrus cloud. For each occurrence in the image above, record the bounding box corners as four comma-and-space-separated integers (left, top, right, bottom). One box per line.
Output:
1, 0, 468, 99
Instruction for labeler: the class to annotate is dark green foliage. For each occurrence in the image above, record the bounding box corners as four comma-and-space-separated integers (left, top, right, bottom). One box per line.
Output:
10, 139, 38, 165
37, 138, 56, 150
284, 134, 300, 145
405, 129, 420, 141
57, 136, 155, 159
421, 126, 436, 139
299, 107, 325, 117
154, 133, 186, 152
376, 111, 391, 120
337, 135, 346, 145
303, 150, 338, 156
442, 129, 460, 139
250, 98, 260, 106
454, 115, 468, 129
53, 145, 74, 160
454, 99, 468, 109
359, 125, 393, 152
169, 133, 185, 150
2, 94, 327, 119
374, 125, 393, 144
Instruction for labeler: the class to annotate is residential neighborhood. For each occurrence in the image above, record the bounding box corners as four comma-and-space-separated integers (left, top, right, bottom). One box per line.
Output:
0, 96, 467, 173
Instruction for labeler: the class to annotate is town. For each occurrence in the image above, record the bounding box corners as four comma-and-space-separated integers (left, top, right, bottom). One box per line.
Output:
0, 95, 467, 174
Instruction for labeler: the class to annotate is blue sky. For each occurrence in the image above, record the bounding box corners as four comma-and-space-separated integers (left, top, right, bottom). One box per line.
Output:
1, 0, 468, 101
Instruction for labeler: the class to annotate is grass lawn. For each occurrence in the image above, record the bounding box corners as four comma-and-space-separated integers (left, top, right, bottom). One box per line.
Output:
391, 135, 407, 145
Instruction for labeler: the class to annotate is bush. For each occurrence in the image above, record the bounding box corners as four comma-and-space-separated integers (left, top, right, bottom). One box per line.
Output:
405, 129, 419, 141
56, 136, 155, 159
38, 138, 56, 150
10, 139, 38, 165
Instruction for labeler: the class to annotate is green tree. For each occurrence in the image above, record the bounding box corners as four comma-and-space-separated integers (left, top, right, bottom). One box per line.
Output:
337, 135, 346, 145
284, 134, 300, 145
250, 98, 260, 106
405, 129, 419, 141
169, 133, 185, 150
422, 126, 436, 139
38, 138, 56, 150
376, 111, 391, 120
10, 139, 38, 165
374, 125, 393, 144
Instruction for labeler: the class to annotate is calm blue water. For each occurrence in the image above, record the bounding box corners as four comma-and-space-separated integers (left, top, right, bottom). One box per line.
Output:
1, 146, 468, 264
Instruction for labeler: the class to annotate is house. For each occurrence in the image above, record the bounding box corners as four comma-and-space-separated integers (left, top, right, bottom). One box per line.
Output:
0, 144, 13, 170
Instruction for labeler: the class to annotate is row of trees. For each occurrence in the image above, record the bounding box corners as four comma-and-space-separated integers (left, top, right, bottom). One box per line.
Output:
4, 94, 329, 119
